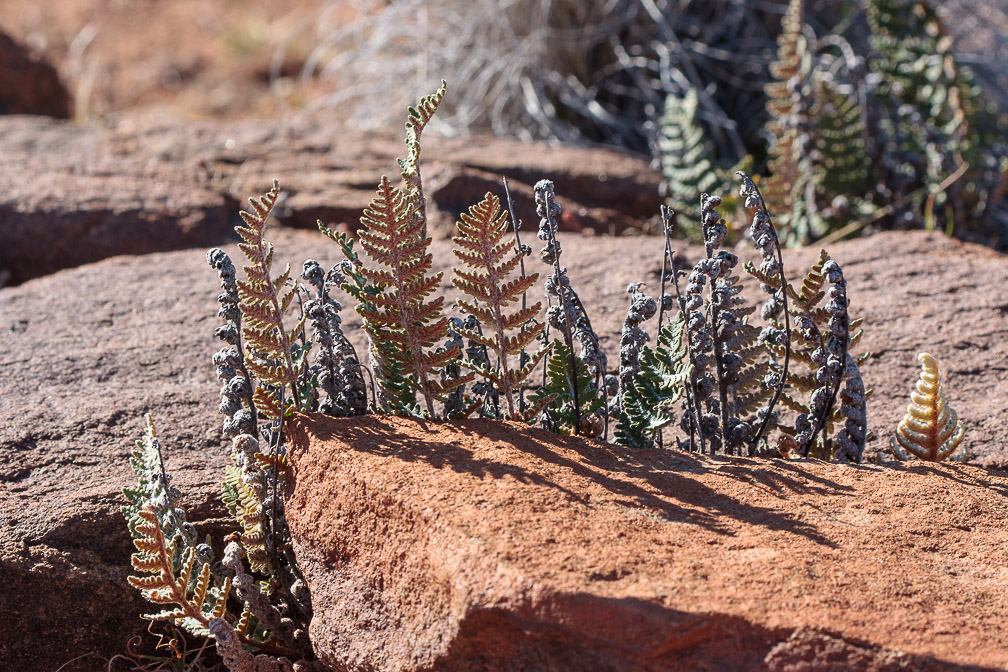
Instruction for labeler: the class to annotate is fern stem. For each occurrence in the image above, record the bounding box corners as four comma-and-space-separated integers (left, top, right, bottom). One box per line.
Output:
661, 208, 703, 454
744, 179, 792, 457
540, 186, 581, 435
503, 177, 529, 413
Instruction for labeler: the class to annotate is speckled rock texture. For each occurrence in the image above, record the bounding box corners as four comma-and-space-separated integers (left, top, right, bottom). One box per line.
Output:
0, 115, 660, 286
286, 413, 1008, 672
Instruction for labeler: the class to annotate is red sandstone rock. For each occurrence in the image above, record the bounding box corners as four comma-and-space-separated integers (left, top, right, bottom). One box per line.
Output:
0, 116, 660, 285
2, 210, 1008, 670
287, 413, 1008, 672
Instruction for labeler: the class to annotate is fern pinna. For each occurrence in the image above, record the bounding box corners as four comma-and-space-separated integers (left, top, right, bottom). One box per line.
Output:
452, 192, 550, 421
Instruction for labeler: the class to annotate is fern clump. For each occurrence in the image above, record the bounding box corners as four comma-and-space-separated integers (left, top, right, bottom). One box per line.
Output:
891, 352, 965, 462
124, 417, 305, 664
125, 77, 896, 672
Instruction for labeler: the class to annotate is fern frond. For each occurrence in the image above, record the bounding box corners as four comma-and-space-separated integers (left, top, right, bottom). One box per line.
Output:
452, 192, 548, 421
399, 80, 447, 238
658, 89, 722, 238
891, 352, 965, 461
616, 312, 690, 448
529, 340, 605, 437
235, 181, 300, 410
355, 173, 461, 416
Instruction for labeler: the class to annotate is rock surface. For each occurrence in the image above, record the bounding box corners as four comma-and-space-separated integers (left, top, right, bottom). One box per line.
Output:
0, 30, 72, 118
0, 115, 661, 285
3, 105, 1008, 672
2, 224, 1008, 669
287, 413, 1008, 672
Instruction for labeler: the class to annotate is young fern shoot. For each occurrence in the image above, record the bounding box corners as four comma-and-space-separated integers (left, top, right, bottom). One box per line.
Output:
452, 192, 550, 422
892, 352, 965, 461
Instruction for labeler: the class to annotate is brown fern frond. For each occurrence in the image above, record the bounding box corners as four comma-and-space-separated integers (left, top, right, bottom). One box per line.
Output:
233, 476, 272, 574
235, 180, 300, 411
452, 192, 548, 421
128, 504, 263, 642
357, 175, 465, 415
892, 353, 965, 461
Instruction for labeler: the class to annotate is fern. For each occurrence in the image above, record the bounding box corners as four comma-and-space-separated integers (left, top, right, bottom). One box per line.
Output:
535, 179, 607, 438
762, 0, 871, 244
452, 192, 550, 422
235, 180, 306, 419
866, 0, 1008, 240
658, 89, 722, 239
124, 418, 293, 658
891, 352, 965, 461
530, 340, 605, 436
747, 249, 869, 460
354, 175, 470, 417
615, 311, 690, 449
319, 224, 415, 413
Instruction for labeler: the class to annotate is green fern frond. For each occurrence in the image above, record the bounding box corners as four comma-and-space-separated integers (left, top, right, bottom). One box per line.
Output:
529, 340, 604, 437
615, 311, 690, 449
658, 89, 722, 238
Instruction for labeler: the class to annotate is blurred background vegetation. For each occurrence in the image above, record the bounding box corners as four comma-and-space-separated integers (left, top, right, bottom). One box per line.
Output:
2, 0, 1006, 246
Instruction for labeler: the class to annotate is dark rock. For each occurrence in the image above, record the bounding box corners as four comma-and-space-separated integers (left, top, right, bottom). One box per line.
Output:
0, 30, 72, 118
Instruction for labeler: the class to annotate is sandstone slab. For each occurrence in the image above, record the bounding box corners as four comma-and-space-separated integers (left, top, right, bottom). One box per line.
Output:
0, 115, 661, 285
287, 412, 1008, 672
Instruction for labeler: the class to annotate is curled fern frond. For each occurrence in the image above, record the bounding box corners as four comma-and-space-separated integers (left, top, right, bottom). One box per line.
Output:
891, 352, 965, 462
452, 191, 549, 422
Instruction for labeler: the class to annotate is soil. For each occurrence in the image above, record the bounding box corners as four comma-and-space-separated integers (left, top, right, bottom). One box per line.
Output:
0, 0, 345, 121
